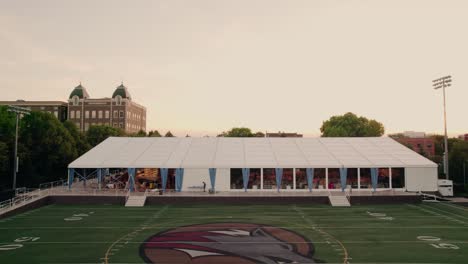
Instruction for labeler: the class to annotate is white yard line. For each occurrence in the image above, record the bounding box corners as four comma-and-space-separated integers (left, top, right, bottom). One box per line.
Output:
420, 204, 468, 222
104, 205, 168, 264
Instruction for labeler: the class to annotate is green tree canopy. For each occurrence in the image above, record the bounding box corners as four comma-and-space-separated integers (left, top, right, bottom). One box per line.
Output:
320, 112, 385, 137
85, 125, 125, 147
0, 106, 15, 189
130, 130, 147, 137
218, 127, 255, 137
18, 112, 78, 186
148, 130, 161, 137
164, 131, 174, 137
63, 120, 90, 155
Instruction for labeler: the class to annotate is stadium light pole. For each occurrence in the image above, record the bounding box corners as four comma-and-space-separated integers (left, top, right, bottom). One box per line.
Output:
7, 105, 30, 190
432, 75, 451, 180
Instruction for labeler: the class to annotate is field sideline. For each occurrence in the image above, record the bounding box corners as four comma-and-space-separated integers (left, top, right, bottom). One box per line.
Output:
0, 202, 467, 263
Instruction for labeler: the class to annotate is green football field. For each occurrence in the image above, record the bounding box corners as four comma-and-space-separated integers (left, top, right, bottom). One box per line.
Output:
0, 202, 467, 263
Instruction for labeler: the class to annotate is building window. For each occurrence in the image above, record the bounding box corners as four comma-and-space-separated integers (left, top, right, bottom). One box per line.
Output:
113, 123, 117, 127
85, 111, 89, 118
72, 95, 80, 106
98, 110, 103, 118
119, 123, 124, 128
113, 111, 118, 118
115, 95, 122, 105
70, 111, 75, 119
119, 111, 124, 118
76, 110, 81, 118
75, 122, 80, 129
54, 111, 58, 118
105, 111, 109, 118
84, 123, 89, 131
91, 110, 96, 118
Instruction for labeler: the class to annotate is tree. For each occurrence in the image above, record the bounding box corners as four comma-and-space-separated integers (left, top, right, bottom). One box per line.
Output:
218, 127, 255, 137
0, 106, 15, 190
148, 130, 161, 137
86, 125, 125, 147
165, 131, 174, 137
63, 120, 90, 155
17, 111, 78, 187
320, 112, 385, 137
130, 130, 147, 137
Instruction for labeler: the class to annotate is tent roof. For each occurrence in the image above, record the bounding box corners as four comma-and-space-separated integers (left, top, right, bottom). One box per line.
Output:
68, 137, 437, 169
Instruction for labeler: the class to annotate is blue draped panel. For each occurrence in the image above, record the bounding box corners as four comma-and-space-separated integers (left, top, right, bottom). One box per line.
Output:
68, 168, 75, 189
209, 168, 216, 191
128, 168, 136, 192
242, 168, 250, 192
161, 168, 169, 192
340, 167, 347, 191
175, 168, 185, 192
275, 168, 283, 192
306, 168, 314, 192
371, 168, 378, 191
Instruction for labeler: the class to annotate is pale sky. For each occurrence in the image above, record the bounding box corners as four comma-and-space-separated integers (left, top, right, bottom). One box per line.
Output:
1, 0, 467, 137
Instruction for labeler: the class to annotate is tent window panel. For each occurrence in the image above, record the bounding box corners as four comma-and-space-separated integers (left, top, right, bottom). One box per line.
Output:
230, 168, 243, 190
248, 168, 261, 189
360, 168, 371, 189
313, 168, 326, 189
392, 168, 405, 188
295, 168, 307, 189
347, 168, 358, 189
327, 168, 340, 189
262, 168, 276, 189
378, 168, 390, 188
281, 168, 293, 189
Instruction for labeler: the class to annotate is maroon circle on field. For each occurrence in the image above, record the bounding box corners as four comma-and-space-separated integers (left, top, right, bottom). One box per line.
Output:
139, 223, 316, 264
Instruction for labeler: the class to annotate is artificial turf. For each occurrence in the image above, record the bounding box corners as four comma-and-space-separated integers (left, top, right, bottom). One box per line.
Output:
0, 202, 467, 263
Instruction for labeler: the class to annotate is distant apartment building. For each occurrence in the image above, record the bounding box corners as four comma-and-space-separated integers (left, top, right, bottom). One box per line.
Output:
391, 131, 435, 158
266, 132, 303, 138
0, 100, 68, 122
459, 134, 468, 141
67, 83, 146, 133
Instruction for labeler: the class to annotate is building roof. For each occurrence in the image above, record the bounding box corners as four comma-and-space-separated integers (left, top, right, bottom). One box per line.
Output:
69, 83, 90, 99
0, 101, 67, 106
112, 83, 131, 99
69, 137, 437, 169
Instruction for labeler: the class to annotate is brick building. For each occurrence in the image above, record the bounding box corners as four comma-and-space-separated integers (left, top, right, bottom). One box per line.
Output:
458, 134, 468, 141
391, 132, 435, 158
0, 100, 68, 122
67, 83, 146, 133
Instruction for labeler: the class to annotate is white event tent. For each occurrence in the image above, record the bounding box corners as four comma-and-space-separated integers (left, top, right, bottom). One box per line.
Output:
68, 137, 438, 192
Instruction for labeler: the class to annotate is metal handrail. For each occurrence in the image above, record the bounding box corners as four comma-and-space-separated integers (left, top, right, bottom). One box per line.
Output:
39, 179, 68, 190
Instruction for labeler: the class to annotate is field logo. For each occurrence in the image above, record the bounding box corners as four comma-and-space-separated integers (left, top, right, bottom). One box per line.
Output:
140, 223, 316, 263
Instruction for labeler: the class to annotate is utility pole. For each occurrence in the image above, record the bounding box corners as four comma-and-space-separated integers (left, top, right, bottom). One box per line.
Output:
432, 75, 451, 179
7, 105, 30, 190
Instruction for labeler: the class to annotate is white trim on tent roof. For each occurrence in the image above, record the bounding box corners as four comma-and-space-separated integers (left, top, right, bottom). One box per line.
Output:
68, 137, 437, 169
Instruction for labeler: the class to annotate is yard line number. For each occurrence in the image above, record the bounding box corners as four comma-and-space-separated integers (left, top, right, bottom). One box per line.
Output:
366, 211, 394, 221
0, 237, 40, 251
417, 236, 459, 250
